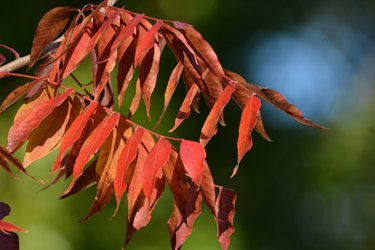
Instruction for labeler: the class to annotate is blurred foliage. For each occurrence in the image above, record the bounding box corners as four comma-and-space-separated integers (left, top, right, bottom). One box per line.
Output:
1, 0, 375, 249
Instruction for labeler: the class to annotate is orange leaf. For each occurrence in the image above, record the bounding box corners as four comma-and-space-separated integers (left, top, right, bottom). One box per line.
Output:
52, 101, 98, 172
7, 88, 74, 153
29, 7, 76, 68
200, 84, 235, 146
142, 138, 171, 199
234, 94, 261, 177
114, 127, 144, 212
169, 84, 199, 132
64, 112, 120, 195
23, 96, 81, 167
215, 186, 236, 250
180, 140, 206, 186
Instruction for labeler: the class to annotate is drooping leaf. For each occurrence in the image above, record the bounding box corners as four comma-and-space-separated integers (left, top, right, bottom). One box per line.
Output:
114, 126, 144, 212
117, 32, 138, 107
200, 161, 216, 215
61, 22, 93, 79
0, 80, 39, 113
256, 87, 327, 129
23, 96, 82, 167
234, 93, 261, 177
175, 22, 226, 81
0, 157, 13, 176
155, 61, 183, 127
200, 84, 235, 146
128, 78, 142, 117
52, 101, 98, 172
7, 88, 74, 153
64, 112, 120, 195
169, 84, 199, 132
134, 20, 163, 66
125, 131, 163, 246
179, 140, 206, 186
215, 187, 236, 250
139, 43, 161, 119
142, 137, 171, 199
29, 6, 76, 68
162, 150, 189, 221
168, 184, 202, 250
60, 158, 97, 199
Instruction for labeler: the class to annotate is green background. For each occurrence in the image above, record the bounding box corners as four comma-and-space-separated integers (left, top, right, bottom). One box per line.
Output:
1, 0, 375, 249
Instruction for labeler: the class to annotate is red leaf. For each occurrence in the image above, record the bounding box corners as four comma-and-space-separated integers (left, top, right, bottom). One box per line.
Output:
134, 20, 163, 66
155, 62, 183, 127
52, 101, 98, 172
139, 43, 161, 119
234, 94, 261, 177
64, 112, 120, 195
0, 53, 5, 66
62, 23, 93, 79
29, 7, 76, 68
7, 88, 74, 153
215, 187, 236, 250
180, 140, 206, 186
114, 127, 144, 213
111, 13, 144, 54
142, 138, 171, 198
128, 78, 142, 117
169, 84, 199, 132
200, 84, 235, 146
0, 221, 27, 234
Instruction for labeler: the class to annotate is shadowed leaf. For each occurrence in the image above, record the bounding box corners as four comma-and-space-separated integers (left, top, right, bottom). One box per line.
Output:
29, 6, 76, 68
215, 187, 236, 250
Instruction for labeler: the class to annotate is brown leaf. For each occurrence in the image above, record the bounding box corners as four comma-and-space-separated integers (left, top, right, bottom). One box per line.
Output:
60, 158, 97, 199
29, 7, 76, 68
215, 186, 236, 250
168, 184, 202, 250
0, 80, 39, 113
201, 161, 216, 215
162, 150, 189, 221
